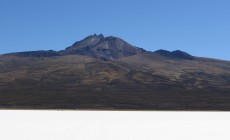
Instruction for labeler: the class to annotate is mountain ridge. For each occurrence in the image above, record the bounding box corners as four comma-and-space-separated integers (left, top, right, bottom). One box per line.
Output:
3, 34, 146, 60
2, 34, 229, 62
2, 34, 197, 61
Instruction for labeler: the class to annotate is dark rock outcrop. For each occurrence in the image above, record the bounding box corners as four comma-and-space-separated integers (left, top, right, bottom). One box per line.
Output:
155, 49, 194, 60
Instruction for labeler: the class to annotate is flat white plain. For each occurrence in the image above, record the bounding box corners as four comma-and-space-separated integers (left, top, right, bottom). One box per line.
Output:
0, 111, 230, 140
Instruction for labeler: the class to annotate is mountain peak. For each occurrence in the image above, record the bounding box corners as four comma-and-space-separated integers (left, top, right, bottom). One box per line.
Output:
70, 34, 104, 49
155, 49, 194, 60
61, 34, 146, 60
86, 34, 104, 40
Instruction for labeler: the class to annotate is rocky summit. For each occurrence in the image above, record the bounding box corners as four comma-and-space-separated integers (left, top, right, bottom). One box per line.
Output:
60, 34, 146, 60
1, 34, 230, 110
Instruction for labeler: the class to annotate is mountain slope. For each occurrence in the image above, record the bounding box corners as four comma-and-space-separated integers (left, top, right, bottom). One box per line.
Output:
118, 52, 230, 91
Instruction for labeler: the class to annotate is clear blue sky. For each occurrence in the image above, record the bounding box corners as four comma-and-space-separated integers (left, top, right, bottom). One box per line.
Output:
0, 0, 230, 60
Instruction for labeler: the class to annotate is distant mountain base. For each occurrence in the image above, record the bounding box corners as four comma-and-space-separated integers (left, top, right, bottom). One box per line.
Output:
1, 90, 230, 110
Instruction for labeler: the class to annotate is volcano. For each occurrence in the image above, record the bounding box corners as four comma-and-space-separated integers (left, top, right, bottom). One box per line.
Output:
1, 34, 230, 110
